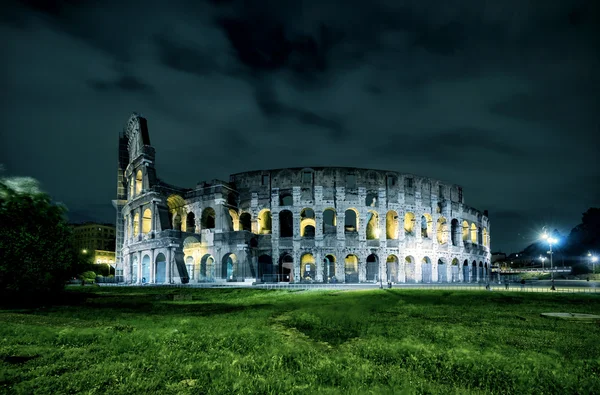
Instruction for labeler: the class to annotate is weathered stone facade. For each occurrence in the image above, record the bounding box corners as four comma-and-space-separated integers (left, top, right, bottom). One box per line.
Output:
115, 113, 491, 284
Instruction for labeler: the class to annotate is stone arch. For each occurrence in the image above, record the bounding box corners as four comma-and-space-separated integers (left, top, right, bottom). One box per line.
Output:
279, 253, 294, 282
131, 254, 138, 283
240, 212, 252, 231
404, 212, 416, 236
200, 254, 215, 281
155, 253, 166, 284
133, 212, 140, 237
257, 209, 272, 234
386, 210, 399, 239
167, 195, 186, 230
483, 227, 488, 247
279, 210, 293, 237
478, 261, 484, 282
462, 221, 470, 241
323, 254, 336, 282
451, 219, 459, 246
451, 258, 460, 282
222, 253, 238, 280
173, 213, 182, 231
463, 259, 470, 282
405, 256, 416, 283
142, 208, 152, 234
386, 255, 399, 282
472, 260, 477, 282
437, 217, 448, 244
141, 254, 151, 283
279, 191, 293, 206
201, 207, 216, 229
185, 256, 195, 281
129, 177, 134, 199
470, 223, 477, 243
135, 170, 143, 195
258, 255, 274, 282
437, 258, 448, 283
186, 212, 196, 233
344, 254, 359, 283
366, 210, 380, 240
300, 208, 316, 237
365, 192, 378, 207
323, 208, 336, 234
301, 253, 316, 280
345, 208, 359, 233
228, 209, 240, 231
421, 256, 432, 283
421, 213, 433, 238
366, 254, 379, 281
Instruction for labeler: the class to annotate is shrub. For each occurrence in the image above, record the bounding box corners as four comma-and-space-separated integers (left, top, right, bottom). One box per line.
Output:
571, 263, 591, 275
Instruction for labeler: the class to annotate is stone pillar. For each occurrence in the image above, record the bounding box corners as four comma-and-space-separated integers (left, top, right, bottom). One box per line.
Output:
315, 249, 323, 282
315, 210, 323, 239
337, 212, 345, 240
293, 250, 300, 283
167, 248, 172, 283
137, 250, 142, 284
293, 213, 301, 239
150, 249, 156, 283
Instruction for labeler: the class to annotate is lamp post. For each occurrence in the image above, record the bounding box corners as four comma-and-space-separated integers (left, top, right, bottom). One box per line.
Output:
541, 232, 557, 290
588, 252, 598, 274
539, 255, 546, 271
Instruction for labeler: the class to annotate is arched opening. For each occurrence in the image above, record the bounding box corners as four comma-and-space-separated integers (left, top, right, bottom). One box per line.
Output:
258, 209, 272, 234
240, 212, 251, 231
437, 217, 448, 244
405, 256, 416, 283
301, 254, 316, 280
323, 254, 336, 283
131, 255, 138, 283
155, 253, 166, 283
279, 210, 293, 237
258, 255, 274, 282
451, 219, 459, 246
366, 254, 378, 281
167, 195, 186, 230
173, 214, 182, 231
462, 260, 469, 282
201, 207, 216, 229
186, 212, 196, 233
133, 213, 140, 237
437, 258, 447, 283
344, 254, 359, 283
404, 212, 415, 236
451, 258, 459, 282
386, 210, 398, 239
279, 193, 293, 206
300, 208, 316, 238
483, 228, 488, 247
462, 221, 470, 242
421, 214, 432, 238
344, 209, 358, 233
135, 170, 143, 195
142, 209, 152, 234
222, 253, 238, 280
366, 211, 380, 240
478, 261, 484, 282
472, 260, 477, 282
228, 209, 240, 231
185, 256, 195, 281
386, 255, 399, 282
422, 257, 432, 283
129, 178, 134, 199
365, 192, 378, 207
323, 208, 336, 235
279, 254, 293, 282
227, 192, 237, 207
142, 255, 150, 283
200, 255, 215, 281
470, 223, 478, 243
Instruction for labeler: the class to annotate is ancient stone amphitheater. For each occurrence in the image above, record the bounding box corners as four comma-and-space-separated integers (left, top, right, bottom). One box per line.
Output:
115, 113, 491, 285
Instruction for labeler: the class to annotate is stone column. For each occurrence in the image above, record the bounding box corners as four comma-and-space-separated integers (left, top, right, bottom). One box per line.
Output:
315, 249, 323, 282
137, 250, 142, 284
315, 210, 323, 239
150, 249, 156, 283
337, 212, 345, 240
167, 248, 172, 283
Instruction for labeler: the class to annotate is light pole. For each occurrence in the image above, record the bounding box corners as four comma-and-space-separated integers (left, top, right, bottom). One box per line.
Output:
539, 255, 546, 271
541, 232, 557, 290
588, 252, 598, 274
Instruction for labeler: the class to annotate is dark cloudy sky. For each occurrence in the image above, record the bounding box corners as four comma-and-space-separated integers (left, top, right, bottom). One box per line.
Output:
1, 0, 598, 254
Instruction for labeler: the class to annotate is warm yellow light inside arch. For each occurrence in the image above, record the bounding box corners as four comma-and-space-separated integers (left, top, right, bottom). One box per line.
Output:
300, 218, 316, 237
470, 223, 477, 243
135, 170, 143, 195
142, 208, 152, 234
404, 212, 415, 234
437, 217, 447, 244
133, 213, 140, 237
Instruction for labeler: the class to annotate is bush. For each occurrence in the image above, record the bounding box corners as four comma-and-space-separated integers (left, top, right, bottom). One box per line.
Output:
0, 175, 85, 302
571, 263, 591, 275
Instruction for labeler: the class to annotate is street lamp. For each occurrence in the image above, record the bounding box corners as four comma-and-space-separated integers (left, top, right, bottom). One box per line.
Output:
541, 232, 558, 290
588, 252, 598, 274
539, 255, 546, 270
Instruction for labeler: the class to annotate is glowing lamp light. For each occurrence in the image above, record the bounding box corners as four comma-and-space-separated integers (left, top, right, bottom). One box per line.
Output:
593, 257, 599, 263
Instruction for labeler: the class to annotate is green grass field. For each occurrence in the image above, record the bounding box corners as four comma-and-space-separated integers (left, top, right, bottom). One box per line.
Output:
1, 287, 599, 394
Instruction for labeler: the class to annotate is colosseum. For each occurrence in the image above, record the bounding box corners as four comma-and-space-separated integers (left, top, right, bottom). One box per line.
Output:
114, 113, 491, 285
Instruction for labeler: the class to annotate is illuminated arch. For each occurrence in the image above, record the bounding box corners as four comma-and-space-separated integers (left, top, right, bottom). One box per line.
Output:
185, 256, 195, 281
366, 210, 380, 240
301, 253, 316, 279
133, 213, 140, 237
437, 217, 448, 244
228, 209, 240, 231
135, 170, 142, 195
386, 210, 398, 239
323, 254, 336, 282
404, 212, 415, 235
142, 208, 152, 234
421, 214, 432, 238
462, 221, 469, 241
483, 227, 488, 247
345, 208, 359, 233
300, 208, 316, 237
344, 254, 359, 283
257, 209, 272, 234
386, 255, 399, 282
470, 223, 478, 243
200, 254, 215, 281
222, 253, 238, 280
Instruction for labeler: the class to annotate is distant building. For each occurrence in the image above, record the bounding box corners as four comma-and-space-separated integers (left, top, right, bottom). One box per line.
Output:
71, 223, 116, 266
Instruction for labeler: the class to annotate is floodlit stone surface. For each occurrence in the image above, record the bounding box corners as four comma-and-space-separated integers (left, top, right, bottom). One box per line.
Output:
115, 113, 491, 285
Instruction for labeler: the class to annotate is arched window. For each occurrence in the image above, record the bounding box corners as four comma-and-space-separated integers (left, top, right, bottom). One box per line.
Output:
365, 193, 377, 207
483, 228, 488, 247
344, 255, 359, 283
386, 210, 398, 239
366, 254, 378, 281
142, 208, 152, 234
186, 212, 196, 233
279, 210, 293, 237
366, 211, 380, 240
437, 217, 447, 244
133, 213, 140, 237
323, 208, 336, 234
240, 212, 252, 231
345, 209, 358, 233
300, 208, 315, 238
470, 223, 478, 244
451, 219, 459, 246
301, 254, 316, 279
279, 192, 293, 206
421, 214, 432, 238
404, 212, 415, 235
462, 221, 469, 241
228, 209, 240, 231
201, 207, 216, 229
135, 170, 143, 196
258, 209, 272, 234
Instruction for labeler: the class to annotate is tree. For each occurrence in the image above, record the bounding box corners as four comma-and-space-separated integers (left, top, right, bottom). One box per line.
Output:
0, 174, 84, 301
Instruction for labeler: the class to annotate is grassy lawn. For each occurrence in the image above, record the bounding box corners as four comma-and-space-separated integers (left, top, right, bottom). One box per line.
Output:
1, 287, 599, 394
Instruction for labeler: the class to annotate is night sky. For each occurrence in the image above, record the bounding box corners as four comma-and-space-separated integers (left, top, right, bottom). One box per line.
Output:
1, 0, 598, 254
